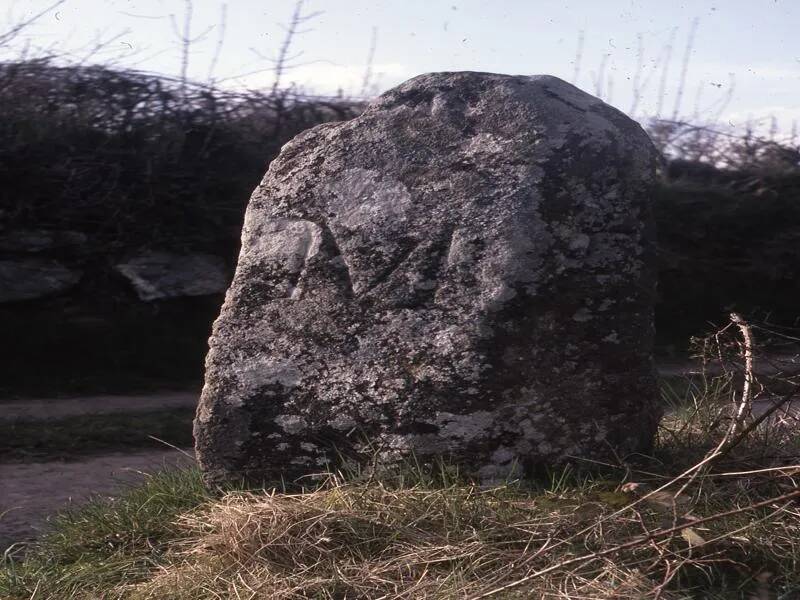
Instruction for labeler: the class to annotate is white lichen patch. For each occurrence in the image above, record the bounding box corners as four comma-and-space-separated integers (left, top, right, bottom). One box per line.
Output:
572, 307, 593, 322
484, 283, 518, 311
436, 410, 494, 442
463, 132, 511, 157
274, 414, 308, 434
411, 278, 438, 290
227, 358, 303, 406
445, 228, 478, 267
242, 218, 323, 298
219, 356, 304, 407
326, 168, 412, 230
329, 412, 356, 430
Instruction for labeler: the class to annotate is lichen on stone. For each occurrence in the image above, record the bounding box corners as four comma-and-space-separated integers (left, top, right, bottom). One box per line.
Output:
194, 71, 661, 487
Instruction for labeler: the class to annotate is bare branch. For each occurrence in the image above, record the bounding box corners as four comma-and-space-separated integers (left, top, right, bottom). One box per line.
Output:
0, 0, 66, 47
359, 26, 378, 98
670, 17, 699, 121
167, 0, 205, 104
474, 489, 800, 598
591, 53, 609, 99
628, 33, 645, 116
272, 0, 306, 95
571, 30, 584, 86
206, 3, 228, 84
655, 27, 677, 118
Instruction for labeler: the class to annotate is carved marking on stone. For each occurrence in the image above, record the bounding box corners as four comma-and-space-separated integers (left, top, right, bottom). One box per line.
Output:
319, 223, 355, 298
363, 238, 422, 296
244, 218, 323, 298
325, 169, 414, 295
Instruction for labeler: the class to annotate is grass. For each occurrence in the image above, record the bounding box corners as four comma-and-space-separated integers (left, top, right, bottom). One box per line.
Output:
0, 409, 195, 461
2, 371, 799, 599
1, 468, 211, 599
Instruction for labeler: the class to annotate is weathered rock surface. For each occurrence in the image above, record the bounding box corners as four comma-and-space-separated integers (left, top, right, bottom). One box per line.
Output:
0, 259, 82, 302
115, 251, 228, 301
195, 72, 661, 485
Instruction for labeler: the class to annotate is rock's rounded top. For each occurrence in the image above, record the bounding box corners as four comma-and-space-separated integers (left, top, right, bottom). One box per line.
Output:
368, 71, 616, 118
352, 71, 656, 171
266, 71, 659, 220
372, 71, 596, 108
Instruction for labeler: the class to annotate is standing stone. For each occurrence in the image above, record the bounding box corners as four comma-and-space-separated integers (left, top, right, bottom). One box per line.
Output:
195, 72, 661, 485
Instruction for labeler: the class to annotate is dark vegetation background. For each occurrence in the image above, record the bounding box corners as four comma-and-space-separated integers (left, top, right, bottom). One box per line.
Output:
1, 60, 799, 397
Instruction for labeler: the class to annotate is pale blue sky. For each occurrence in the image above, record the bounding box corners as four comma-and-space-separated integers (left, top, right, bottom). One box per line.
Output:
5, 0, 799, 134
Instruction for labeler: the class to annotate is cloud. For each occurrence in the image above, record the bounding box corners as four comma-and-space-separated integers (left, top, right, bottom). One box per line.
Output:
688, 61, 800, 82
228, 62, 414, 97
722, 105, 800, 135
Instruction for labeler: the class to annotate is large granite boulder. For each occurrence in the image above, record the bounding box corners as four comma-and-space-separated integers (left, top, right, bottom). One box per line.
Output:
195, 72, 661, 485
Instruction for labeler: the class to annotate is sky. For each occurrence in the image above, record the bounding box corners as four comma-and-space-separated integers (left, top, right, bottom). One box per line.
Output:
4, 0, 799, 136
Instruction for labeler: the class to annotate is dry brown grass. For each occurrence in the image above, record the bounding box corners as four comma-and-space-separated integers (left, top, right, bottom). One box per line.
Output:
122, 481, 667, 599
119, 457, 800, 599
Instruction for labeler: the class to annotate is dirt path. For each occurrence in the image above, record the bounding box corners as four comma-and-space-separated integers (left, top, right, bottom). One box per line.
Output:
656, 353, 800, 378
1, 448, 195, 553
2, 390, 200, 551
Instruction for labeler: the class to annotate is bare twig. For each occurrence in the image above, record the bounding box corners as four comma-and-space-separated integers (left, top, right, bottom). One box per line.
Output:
675, 314, 756, 497
270, 0, 323, 96
0, 0, 66, 47
670, 17, 699, 121
172, 0, 193, 102
655, 27, 677, 117
205, 3, 228, 85
169, 0, 215, 104
473, 488, 800, 598
591, 53, 609, 99
730, 312, 755, 430
571, 30, 584, 86
359, 26, 378, 98
628, 33, 645, 117
721, 385, 800, 457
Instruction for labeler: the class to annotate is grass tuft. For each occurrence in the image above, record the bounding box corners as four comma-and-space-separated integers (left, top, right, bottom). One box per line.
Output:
1, 467, 211, 599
